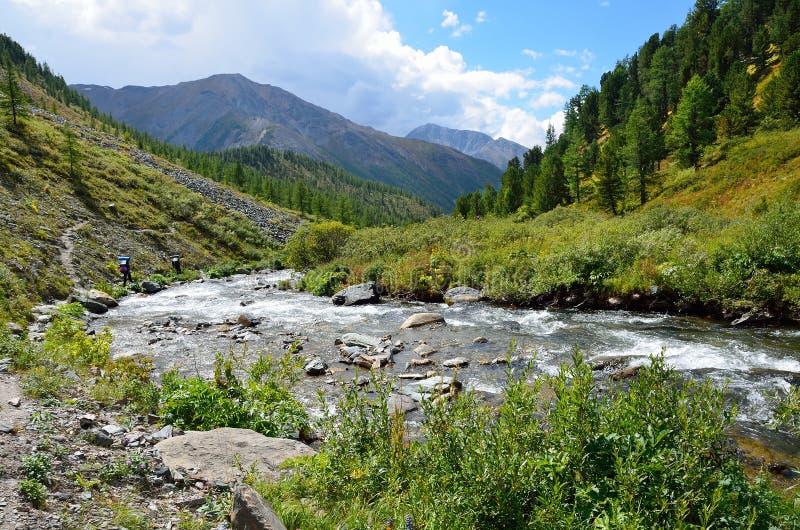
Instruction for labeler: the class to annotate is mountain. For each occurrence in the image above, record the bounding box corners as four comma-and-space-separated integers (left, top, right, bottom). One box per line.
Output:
406, 123, 529, 170
73, 75, 501, 210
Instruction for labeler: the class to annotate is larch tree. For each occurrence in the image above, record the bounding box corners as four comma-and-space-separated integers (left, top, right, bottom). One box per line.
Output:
1, 59, 30, 129
667, 75, 716, 168
624, 98, 662, 206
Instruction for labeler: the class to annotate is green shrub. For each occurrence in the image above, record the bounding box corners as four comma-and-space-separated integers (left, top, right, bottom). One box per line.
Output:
285, 221, 354, 270
266, 352, 799, 529
43, 312, 111, 368
299, 264, 350, 297
160, 352, 308, 438
22, 453, 51, 484
773, 385, 800, 435
19, 479, 47, 508
90, 355, 160, 413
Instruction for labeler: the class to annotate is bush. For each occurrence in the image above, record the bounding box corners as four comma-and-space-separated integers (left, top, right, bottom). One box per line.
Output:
285, 221, 354, 270
160, 352, 308, 438
266, 352, 799, 529
299, 264, 350, 297
19, 479, 47, 508
22, 453, 51, 484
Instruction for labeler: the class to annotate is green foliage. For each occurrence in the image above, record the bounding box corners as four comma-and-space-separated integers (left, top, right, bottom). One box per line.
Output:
18, 479, 47, 508
267, 352, 798, 528
668, 75, 717, 168
595, 134, 626, 214
0, 59, 30, 129
90, 355, 160, 414
43, 311, 111, 369
773, 385, 800, 435
298, 264, 350, 296
21, 453, 52, 484
160, 352, 308, 438
100, 450, 151, 483
285, 221, 354, 270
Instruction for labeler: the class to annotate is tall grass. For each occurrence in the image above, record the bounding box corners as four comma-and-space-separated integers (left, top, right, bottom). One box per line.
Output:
263, 353, 799, 529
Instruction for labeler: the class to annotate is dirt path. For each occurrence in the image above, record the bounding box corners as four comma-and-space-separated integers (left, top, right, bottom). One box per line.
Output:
59, 220, 90, 288
0, 373, 34, 529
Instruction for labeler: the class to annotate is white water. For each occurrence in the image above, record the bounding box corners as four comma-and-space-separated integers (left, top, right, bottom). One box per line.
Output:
92, 271, 800, 430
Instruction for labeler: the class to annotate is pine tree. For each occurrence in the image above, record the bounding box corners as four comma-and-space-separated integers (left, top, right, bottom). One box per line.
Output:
0, 59, 30, 128
595, 136, 625, 215
667, 75, 716, 168
624, 99, 662, 205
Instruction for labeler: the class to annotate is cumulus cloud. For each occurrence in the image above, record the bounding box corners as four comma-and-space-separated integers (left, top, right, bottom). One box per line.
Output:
554, 49, 577, 57
6, 0, 567, 147
441, 9, 459, 28
530, 91, 567, 109
476, 10, 487, 23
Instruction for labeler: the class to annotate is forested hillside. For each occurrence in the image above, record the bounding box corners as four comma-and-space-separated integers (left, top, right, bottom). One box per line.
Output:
0, 35, 437, 228
455, 0, 800, 218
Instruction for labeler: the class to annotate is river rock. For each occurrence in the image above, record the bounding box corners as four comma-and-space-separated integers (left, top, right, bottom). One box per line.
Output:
444, 286, 482, 304
69, 295, 107, 314
304, 357, 328, 376
141, 281, 162, 294
443, 357, 469, 368
231, 483, 287, 530
400, 375, 462, 399
155, 427, 316, 484
337, 333, 383, 349
87, 289, 118, 308
413, 344, 438, 357
610, 366, 641, 381
473, 336, 489, 344
388, 394, 418, 415
5, 322, 23, 335
590, 356, 629, 371
400, 313, 445, 329
331, 282, 379, 306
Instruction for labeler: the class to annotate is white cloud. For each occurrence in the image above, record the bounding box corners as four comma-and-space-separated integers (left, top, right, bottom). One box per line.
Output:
522, 49, 542, 60
451, 24, 472, 37
476, 10, 487, 23
554, 49, 577, 57
600, 1, 610, 6
5, 0, 567, 147
530, 91, 567, 109
441, 9, 459, 28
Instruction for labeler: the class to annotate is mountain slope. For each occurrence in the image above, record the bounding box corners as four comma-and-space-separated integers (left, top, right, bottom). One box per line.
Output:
0, 67, 302, 323
406, 123, 529, 169
73, 75, 501, 209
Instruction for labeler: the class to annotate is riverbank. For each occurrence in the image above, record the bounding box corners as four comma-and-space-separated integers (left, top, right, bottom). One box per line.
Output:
3, 278, 800, 528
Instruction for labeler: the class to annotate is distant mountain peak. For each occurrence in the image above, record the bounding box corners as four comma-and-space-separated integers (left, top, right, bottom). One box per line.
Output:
72, 77, 500, 209
406, 123, 528, 170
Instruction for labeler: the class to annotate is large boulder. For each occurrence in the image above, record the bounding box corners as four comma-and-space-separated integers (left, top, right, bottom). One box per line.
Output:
444, 286, 482, 304
155, 427, 316, 483
141, 281, 162, 294
87, 289, 118, 308
400, 312, 445, 329
331, 282, 379, 306
231, 483, 287, 530
69, 295, 107, 314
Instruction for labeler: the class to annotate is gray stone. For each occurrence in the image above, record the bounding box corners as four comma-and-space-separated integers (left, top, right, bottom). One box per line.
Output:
7, 397, 20, 407
69, 295, 106, 314
101, 424, 127, 436
155, 427, 316, 484
387, 394, 418, 415
0, 358, 12, 372
5, 322, 23, 335
78, 414, 97, 429
141, 281, 162, 294
0, 423, 13, 434
87, 289, 118, 308
444, 286, 482, 304
397, 373, 426, 380
231, 483, 287, 530
400, 312, 445, 329
473, 336, 489, 344
87, 429, 113, 447
443, 357, 469, 368
331, 282, 379, 306
413, 344, 438, 357
151, 424, 174, 442
400, 376, 462, 400
304, 357, 328, 376
337, 333, 383, 349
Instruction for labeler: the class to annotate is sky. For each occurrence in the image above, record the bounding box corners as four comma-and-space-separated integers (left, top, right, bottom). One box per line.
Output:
1, 0, 696, 148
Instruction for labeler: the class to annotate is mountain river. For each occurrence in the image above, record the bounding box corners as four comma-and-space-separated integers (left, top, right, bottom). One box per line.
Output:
90, 270, 800, 461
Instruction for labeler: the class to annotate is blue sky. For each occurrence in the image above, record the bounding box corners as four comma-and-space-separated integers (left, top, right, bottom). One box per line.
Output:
1, 0, 694, 147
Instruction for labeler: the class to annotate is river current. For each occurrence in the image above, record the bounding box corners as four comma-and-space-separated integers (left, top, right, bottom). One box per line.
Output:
91, 271, 800, 456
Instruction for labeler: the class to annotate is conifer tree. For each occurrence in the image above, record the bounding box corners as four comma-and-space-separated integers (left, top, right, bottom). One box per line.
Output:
667, 75, 716, 168
595, 136, 625, 215
1, 59, 30, 128
624, 98, 662, 205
